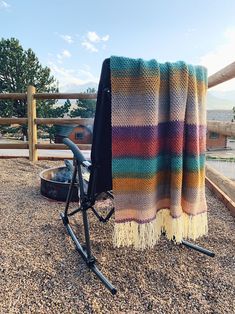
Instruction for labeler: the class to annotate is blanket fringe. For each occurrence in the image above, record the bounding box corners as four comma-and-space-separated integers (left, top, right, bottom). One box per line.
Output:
113, 209, 208, 249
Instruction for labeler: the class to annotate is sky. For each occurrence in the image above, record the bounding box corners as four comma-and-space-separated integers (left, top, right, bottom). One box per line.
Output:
0, 0, 235, 92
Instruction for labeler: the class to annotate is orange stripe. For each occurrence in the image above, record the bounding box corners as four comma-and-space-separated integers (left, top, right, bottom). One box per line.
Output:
111, 75, 207, 94
113, 169, 205, 192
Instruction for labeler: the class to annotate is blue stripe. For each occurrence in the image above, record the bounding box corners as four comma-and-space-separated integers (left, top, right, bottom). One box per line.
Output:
110, 56, 207, 82
112, 154, 205, 178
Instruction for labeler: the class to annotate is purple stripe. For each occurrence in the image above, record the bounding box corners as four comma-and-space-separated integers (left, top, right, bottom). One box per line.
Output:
112, 121, 206, 140
116, 208, 180, 224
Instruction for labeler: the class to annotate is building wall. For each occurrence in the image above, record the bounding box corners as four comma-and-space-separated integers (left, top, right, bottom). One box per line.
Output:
206, 131, 227, 150
69, 126, 92, 144
55, 125, 92, 144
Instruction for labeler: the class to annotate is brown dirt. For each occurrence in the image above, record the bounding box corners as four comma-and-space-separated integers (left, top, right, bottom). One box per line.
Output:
0, 158, 234, 314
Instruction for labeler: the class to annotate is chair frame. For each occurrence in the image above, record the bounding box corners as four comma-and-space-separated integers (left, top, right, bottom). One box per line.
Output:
60, 138, 117, 294
60, 137, 215, 295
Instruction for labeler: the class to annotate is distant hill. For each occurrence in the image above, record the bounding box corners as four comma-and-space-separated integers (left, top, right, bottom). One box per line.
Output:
59, 83, 235, 111
207, 92, 234, 110
60, 82, 98, 93
207, 109, 234, 121
56, 81, 98, 106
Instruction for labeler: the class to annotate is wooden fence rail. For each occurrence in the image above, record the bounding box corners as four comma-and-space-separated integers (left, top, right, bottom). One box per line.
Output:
0, 90, 96, 161
35, 118, 94, 126
36, 143, 91, 150
0, 143, 29, 149
0, 60, 235, 161
0, 92, 97, 100
208, 61, 235, 88
0, 118, 27, 125
207, 120, 235, 137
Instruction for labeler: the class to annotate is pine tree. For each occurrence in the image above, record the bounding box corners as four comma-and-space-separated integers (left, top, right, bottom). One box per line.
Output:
0, 38, 70, 139
69, 88, 96, 118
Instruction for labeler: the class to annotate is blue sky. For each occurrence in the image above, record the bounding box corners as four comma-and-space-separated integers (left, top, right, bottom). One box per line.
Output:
0, 0, 235, 91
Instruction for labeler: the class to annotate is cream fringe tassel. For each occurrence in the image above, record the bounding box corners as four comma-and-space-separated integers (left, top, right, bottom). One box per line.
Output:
113, 209, 208, 250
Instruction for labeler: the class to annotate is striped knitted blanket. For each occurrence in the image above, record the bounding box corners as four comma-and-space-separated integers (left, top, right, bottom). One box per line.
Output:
110, 56, 208, 249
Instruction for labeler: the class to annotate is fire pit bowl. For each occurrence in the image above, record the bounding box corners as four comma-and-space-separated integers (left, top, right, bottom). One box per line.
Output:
40, 166, 79, 202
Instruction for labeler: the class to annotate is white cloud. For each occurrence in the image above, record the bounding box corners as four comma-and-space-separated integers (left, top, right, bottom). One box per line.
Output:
102, 34, 110, 42
87, 31, 109, 43
78, 69, 97, 81
48, 62, 99, 91
56, 50, 71, 63
199, 27, 235, 91
87, 31, 100, 43
60, 34, 74, 44
81, 41, 98, 53
61, 50, 71, 58
82, 31, 110, 52
0, 1, 10, 9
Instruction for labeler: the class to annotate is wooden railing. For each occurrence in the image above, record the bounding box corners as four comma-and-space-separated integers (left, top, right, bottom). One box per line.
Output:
207, 120, 235, 137
0, 61, 235, 161
0, 87, 96, 161
208, 61, 235, 88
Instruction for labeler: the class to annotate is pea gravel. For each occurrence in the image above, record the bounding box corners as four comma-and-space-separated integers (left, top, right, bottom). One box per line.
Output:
0, 158, 234, 314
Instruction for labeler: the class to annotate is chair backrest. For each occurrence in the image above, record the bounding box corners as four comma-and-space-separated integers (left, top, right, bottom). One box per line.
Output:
54, 59, 113, 196
89, 58, 112, 194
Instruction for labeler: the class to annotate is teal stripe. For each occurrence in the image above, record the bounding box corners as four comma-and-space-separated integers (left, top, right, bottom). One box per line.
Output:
188, 64, 208, 83
111, 57, 187, 71
112, 155, 205, 178
110, 56, 207, 83
111, 56, 159, 70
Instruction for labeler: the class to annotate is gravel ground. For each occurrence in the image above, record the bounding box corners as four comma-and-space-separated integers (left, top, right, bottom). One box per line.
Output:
0, 158, 234, 314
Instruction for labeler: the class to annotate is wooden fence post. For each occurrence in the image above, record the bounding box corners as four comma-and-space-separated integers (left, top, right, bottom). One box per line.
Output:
27, 85, 38, 162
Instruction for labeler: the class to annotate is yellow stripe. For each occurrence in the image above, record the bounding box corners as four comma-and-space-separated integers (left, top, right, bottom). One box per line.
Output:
113, 169, 206, 192
111, 75, 207, 94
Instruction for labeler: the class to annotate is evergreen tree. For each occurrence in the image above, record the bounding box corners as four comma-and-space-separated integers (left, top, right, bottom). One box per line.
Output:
70, 88, 96, 118
0, 38, 70, 139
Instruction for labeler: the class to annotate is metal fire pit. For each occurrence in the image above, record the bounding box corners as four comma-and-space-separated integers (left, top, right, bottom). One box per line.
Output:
40, 166, 79, 202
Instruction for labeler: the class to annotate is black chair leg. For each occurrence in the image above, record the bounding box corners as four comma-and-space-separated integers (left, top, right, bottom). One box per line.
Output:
61, 162, 117, 295
181, 240, 215, 257
60, 212, 117, 295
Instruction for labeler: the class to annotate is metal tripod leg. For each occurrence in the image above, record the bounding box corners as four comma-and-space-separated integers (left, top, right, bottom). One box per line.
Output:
162, 232, 215, 257
61, 160, 117, 295
181, 240, 215, 257
60, 212, 117, 295
64, 163, 78, 218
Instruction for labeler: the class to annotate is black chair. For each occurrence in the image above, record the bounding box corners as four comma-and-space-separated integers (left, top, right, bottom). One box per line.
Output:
58, 59, 214, 295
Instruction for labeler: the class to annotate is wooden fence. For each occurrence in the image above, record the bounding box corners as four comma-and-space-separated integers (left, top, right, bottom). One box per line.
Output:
0, 87, 96, 161
0, 61, 235, 162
